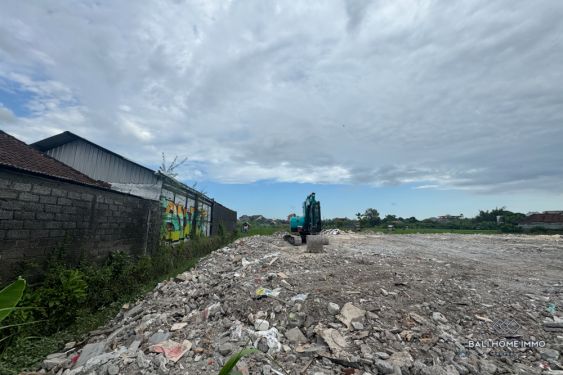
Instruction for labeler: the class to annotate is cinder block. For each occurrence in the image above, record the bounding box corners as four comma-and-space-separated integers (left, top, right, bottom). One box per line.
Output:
81, 193, 94, 201
0, 190, 18, 199
68, 192, 82, 200
49, 229, 65, 237
24, 220, 42, 229
51, 188, 67, 197
0, 210, 13, 220
14, 212, 35, 220
31, 229, 50, 238
32, 185, 52, 195
0, 220, 23, 229
45, 221, 62, 229
19, 192, 39, 202
45, 205, 62, 213
57, 197, 72, 206
36, 212, 54, 220
6, 229, 30, 239
40, 196, 58, 204
13, 182, 31, 192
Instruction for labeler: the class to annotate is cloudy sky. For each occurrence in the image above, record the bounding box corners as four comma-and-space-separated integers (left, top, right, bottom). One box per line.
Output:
1, 0, 562, 218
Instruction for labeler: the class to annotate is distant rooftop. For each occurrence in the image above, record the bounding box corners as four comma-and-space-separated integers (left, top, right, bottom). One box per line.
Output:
521, 212, 563, 224
0, 131, 109, 188
32, 131, 154, 175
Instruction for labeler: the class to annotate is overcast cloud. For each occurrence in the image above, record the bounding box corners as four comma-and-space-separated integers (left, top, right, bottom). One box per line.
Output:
1, 0, 562, 193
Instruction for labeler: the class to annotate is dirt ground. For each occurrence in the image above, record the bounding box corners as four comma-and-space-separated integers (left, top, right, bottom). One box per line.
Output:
38, 233, 563, 375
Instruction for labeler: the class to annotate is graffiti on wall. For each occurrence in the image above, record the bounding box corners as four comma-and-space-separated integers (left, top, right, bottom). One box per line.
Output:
160, 196, 211, 242
161, 197, 193, 242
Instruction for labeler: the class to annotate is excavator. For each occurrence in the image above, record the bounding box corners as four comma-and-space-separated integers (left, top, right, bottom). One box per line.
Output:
284, 192, 322, 245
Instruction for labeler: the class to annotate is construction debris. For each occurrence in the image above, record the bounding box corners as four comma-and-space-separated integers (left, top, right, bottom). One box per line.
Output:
34, 232, 562, 374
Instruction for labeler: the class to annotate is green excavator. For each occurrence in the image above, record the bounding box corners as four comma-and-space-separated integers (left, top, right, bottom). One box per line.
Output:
284, 192, 322, 245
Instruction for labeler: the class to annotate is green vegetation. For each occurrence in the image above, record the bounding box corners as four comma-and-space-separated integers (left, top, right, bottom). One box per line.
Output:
218, 348, 260, 375
0, 232, 237, 374
238, 224, 284, 237
0, 278, 26, 328
326, 207, 561, 235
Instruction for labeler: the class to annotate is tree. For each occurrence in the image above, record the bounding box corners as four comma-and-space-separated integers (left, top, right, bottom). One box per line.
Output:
159, 153, 188, 178
382, 214, 397, 224
356, 208, 381, 227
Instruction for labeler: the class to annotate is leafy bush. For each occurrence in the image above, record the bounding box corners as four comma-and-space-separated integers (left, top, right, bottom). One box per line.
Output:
33, 268, 87, 331
0, 231, 237, 372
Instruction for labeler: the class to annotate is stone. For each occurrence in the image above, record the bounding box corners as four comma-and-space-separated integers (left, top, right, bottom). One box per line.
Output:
75, 342, 105, 367
478, 359, 497, 374
42, 356, 66, 370
432, 312, 448, 323
327, 302, 340, 315
136, 351, 150, 369
107, 364, 120, 375
389, 351, 413, 370
219, 342, 233, 356
375, 352, 390, 359
315, 326, 349, 356
255, 319, 270, 331
170, 322, 188, 331
285, 327, 308, 344
148, 331, 170, 345
351, 321, 364, 330
373, 359, 395, 374
337, 303, 366, 329
538, 347, 560, 360
63, 342, 76, 350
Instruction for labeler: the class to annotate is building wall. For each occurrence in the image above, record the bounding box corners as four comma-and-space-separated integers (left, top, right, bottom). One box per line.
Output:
159, 187, 212, 242
44, 140, 161, 199
0, 168, 161, 284
211, 202, 237, 236
519, 223, 563, 230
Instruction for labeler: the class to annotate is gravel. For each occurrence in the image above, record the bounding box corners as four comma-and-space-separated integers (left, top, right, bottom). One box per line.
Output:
34, 232, 563, 374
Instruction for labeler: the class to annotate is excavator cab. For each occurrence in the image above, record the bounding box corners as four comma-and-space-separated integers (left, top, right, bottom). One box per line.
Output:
286, 193, 321, 244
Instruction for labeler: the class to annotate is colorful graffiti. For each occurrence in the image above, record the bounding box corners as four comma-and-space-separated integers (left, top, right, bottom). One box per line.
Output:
160, 197, 211, 242
161, 197, 194, 242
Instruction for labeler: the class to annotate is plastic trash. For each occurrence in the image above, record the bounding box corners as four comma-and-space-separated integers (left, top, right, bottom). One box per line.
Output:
149, 339, 192, 362
248, 327, 281, 354
255, 287, 281, 299
290, 293, 309, 303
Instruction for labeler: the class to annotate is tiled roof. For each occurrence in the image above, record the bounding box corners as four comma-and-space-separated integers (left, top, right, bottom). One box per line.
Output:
521, 213, 563, 224
0, 130, 110, 188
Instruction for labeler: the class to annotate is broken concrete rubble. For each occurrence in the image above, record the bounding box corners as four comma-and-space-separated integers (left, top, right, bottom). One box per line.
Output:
33, 233, 563, 374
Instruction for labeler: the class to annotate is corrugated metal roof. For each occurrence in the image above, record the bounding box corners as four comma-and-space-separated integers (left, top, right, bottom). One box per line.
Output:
32, 131, 155, 176
0, 130, 110, 188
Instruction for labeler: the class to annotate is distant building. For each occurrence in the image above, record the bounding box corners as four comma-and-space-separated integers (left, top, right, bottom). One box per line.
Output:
436, 214, 463, 222
33, 131, 236, 238
519, 212, 563, 230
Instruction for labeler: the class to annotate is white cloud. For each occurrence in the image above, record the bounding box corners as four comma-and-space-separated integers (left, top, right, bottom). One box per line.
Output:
0, 0, 562, 193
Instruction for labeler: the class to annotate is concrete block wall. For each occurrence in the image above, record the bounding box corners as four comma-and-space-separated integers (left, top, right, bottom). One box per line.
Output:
0, 169, 161, 284
211, 202, 237, 236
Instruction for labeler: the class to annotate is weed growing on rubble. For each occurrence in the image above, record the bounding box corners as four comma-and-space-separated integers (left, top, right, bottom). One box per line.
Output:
0, 233, 237, 374
219, 348, 260, 375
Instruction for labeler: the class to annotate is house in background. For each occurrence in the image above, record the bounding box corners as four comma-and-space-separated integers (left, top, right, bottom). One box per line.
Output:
519, 212, 563, 230
33, 131, 236, 239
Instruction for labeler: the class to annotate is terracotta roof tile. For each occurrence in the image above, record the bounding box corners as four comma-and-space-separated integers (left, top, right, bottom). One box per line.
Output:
522, 213, 563, 223
0, 130, 110, 188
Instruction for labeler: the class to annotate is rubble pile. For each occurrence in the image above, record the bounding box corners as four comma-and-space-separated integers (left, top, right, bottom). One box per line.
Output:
35, 233, 562, 374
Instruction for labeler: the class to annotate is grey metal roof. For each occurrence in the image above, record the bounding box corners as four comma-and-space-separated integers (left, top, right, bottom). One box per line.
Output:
32, 131, 155, 176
